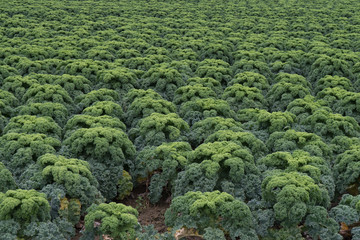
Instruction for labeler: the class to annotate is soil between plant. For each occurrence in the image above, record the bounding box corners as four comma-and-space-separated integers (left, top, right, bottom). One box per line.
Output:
72, 183, 171, 239
120, 184, 170, 234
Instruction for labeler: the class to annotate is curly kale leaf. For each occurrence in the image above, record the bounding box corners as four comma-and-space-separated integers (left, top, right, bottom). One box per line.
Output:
84, 202, 139, 240
165, 191, 258, 239
188, 117, 243, 147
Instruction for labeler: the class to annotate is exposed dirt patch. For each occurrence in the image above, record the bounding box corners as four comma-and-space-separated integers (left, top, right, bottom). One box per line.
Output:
72, 183, 171, 239
72, 233, 81, 240
120, 183, 171, 233
72, 218, 85, 240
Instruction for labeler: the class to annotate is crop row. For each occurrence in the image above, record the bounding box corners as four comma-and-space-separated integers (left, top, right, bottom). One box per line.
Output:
1, 0, 360, 239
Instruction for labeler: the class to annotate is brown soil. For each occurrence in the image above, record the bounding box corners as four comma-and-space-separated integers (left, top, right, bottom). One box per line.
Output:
119, 183, 206, 239
72, 183, 172, 239
120, 183, 171, 233
72, 218, 85, 240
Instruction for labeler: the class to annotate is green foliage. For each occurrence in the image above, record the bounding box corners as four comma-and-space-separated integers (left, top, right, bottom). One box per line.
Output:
165, 191, 258, 239
58, 196, 82, 225
64, 126, 135, 166
173, 84, 217, 105
238, 108, 296, 135
262, 227, 303, 240
273, 73, 311, 88
123, 88, 162, 109
353, 227, 360, 240
134, 142, 192, 203
0, 189, 50, 225
330, 136, 360, 155
0, 89, 18, 118
140, 55, 170, 67
162, 60, 196, 79
188, 117, 243, 147
262, 171, 330, 227
75, 88, 119, 110
317, 87, 360, 123
96, 67, 138, 95
145, 46, 169, 56
121, 57, 156, 71
26, 73, 92, 98
18, 44, 55, 60
175, 141, 260, 199
64, 114, 125, 138
269, 50, 305, 75
0, 163, 17, 193
329, 194, 360, 225
4, 115, 62, 138
0, 113, 6, 135
63, 127, 135, 200
200, 43, 233, 63
129, 113, 189, 149
38, 59, 64, 74
186, 77, 223, 95
204, 130, 268, 161
353, 62, 360, 90
183, 39, 206, 53
271, 59, 302, 75
172, 48, 199, 61
309, 56, 352, 82
141, 66, 184, 100
82, 101, 123, 119
173, 162, 219, 197
0, 133, 61, 177
17, 102, 69, 127
286, 95, 330, 124
195, 60, 232, 86
56, 46, 83, 60
197, 58, 229, 69
229, 71, 269, 93
0, 219, 20, 240
232, 60, 272, 79
22, 84, 73, 107
266, 129, 331, 160
83, 202, 139, 240
2, 75, 38, 100
190, 141, 258, 175
115, 48, 140, 59
91, 163, 123, 201
222, 84, 266, 111
117, 170, 133, 200
259, 150, 335, 198
247, 199, 275, 237
125, 96, 176, 127
314, 75, 354, 94
23, 218, 75, 240
5, 56, 43, 76
86, 47, 115, 61
202, 227, 226, 240
316, 87, 350, 107
2, 0, 360, 237
36, 154, 101, 208
259, 150, 330, 180
135, 225, 173, 240
62, 59, 108, 81
304, 206, 341, 240
301, 109, 360, 141
233, 50, 265, 62
0, 65, 18, 82
179, 98, 235, 125
333, 146, 360, 194
266, 81, 311, 112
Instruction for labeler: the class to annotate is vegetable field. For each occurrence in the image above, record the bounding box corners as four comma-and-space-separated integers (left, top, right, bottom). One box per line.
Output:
1, 0, 360, 239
